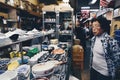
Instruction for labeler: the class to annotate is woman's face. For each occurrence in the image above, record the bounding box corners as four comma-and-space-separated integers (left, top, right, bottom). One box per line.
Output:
92, 21, 103, 36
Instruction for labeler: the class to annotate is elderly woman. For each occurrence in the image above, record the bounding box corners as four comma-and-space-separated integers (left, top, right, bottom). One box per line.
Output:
90, 16, 120, 80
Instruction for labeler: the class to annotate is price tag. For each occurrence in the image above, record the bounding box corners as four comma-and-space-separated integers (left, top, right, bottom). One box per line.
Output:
3, 19, 7, 24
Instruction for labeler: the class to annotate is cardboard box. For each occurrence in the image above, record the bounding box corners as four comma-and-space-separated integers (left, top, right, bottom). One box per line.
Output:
0, 12, 8, 18
0, 0, 5, 3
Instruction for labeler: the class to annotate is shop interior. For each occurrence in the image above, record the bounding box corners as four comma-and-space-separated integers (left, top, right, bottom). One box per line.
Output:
0, 0, 120, 80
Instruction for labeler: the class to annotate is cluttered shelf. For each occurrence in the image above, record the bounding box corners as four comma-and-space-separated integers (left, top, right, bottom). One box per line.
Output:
0, 2, 17, 10
0, 34, 72, 80
0, 1, 41, 17
0, 30, 55, 48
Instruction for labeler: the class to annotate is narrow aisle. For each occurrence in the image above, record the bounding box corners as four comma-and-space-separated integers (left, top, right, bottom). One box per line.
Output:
71, 40, 91, 80
81, 40, 91, 80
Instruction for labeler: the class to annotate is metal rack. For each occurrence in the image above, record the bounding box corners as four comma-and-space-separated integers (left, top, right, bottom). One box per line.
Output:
0, 33, 54, 63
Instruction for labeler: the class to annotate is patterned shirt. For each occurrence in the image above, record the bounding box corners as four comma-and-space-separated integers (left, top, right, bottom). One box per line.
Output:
90, 32, 120, 79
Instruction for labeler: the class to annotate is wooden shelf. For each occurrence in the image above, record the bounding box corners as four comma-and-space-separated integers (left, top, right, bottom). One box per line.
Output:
28, 10, 41, 17
0, 2, 17, 10
0, 2, 41, 17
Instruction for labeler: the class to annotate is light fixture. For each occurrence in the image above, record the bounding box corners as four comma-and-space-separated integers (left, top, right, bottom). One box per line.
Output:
89, 0, 97, 5
81, 6, 90, 10
63, 0, 69, 3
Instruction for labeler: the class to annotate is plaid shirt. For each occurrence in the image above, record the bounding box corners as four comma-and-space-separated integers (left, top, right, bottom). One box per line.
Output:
90, 32, 120, 79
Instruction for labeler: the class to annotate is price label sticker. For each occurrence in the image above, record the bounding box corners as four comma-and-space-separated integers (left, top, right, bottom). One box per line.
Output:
3, 19, 7, 24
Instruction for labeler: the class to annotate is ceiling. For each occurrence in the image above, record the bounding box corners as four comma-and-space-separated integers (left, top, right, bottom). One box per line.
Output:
39, 0, 100, 9
39, 0, 58, 5
38, 0, 114, 13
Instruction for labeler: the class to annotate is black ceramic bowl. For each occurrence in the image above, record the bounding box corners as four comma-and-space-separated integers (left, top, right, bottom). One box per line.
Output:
58, 44, 67, 49
43, 47, 54, 53
9, 34, 19, 41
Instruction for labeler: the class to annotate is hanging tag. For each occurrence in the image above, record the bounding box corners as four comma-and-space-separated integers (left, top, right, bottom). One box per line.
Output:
3, 19, 7, 24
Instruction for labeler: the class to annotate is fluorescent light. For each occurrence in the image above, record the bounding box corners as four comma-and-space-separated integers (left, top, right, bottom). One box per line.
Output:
81, 6, 90, 9
90, 9, 99, 11
89, 0, 97, 4
63, 0, 69, 3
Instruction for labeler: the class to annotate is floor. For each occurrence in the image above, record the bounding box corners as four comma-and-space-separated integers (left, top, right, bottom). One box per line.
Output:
71, 40, 91, 80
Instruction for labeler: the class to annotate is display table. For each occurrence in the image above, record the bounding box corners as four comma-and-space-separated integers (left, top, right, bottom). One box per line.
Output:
31, 50, 70, 80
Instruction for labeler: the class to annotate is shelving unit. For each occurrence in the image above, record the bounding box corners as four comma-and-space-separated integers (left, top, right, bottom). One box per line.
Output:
0, 2, 18, 32
0, 2, 73, 80
0, 33, 48, 63
58, 11, 74, 44
0, 1, 43, 59
41, 4, 74, 80
42, 11, 58, 39
42, 11, 56, 30
42, 4, 74, 39
0, 1, 42, 31
110, 2, 120, 44
110, 0, 120, 37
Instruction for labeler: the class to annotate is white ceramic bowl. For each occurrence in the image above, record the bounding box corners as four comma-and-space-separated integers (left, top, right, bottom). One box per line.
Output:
32, 62, 55, 77
0, 70, 18, 80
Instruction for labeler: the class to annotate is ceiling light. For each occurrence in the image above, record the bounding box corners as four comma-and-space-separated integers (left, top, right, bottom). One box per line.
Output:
81, 6, 90, 10
89, 0, 97, 5
63, 0, 69, 3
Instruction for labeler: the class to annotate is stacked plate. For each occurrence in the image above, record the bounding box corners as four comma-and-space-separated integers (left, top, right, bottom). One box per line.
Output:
32, 62, 55, 78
